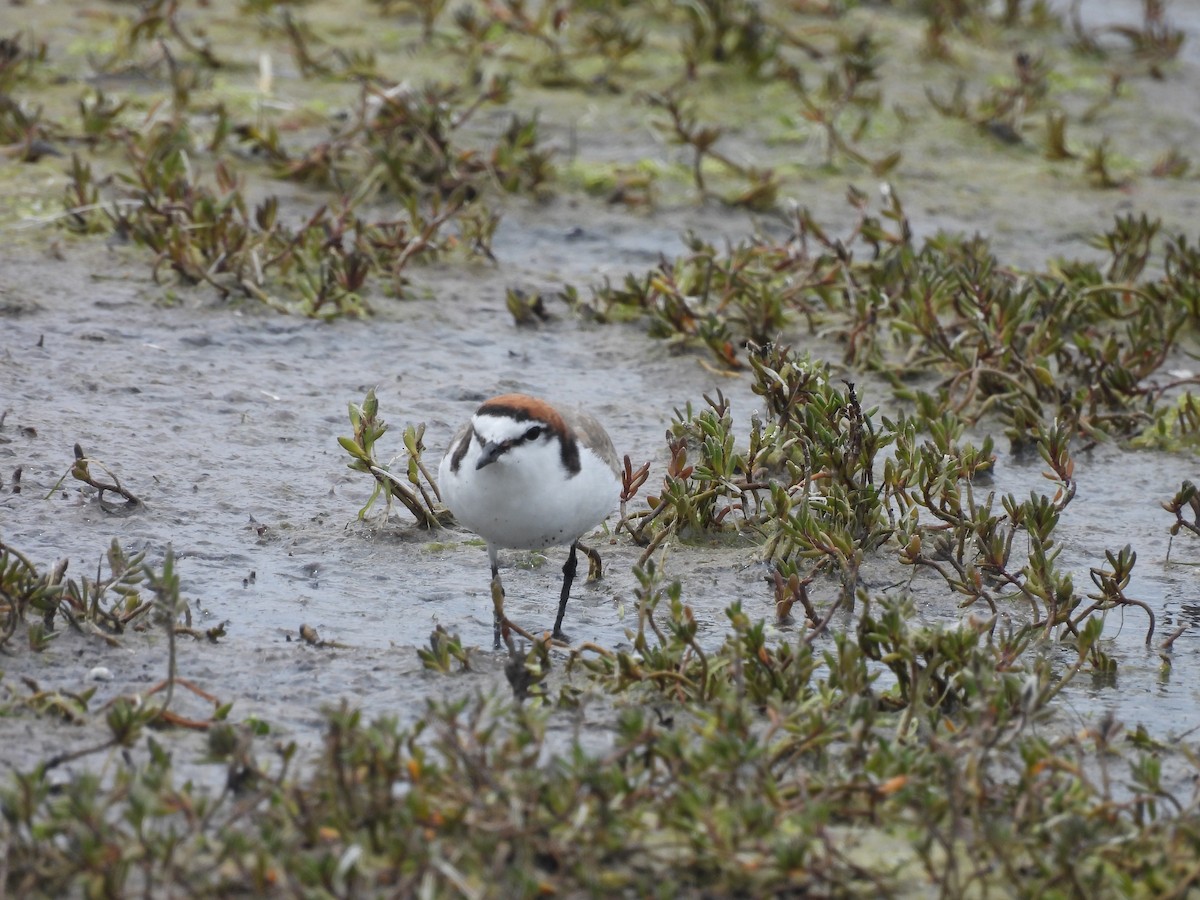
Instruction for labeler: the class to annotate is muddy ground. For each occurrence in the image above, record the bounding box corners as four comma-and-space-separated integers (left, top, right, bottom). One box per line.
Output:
2, 0, 1199, 782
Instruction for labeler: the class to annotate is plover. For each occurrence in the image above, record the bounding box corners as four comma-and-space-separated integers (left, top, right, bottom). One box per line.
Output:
438, 394, 621, 648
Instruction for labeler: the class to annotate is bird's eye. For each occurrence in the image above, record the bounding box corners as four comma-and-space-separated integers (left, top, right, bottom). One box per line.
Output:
525, 425, 542, 441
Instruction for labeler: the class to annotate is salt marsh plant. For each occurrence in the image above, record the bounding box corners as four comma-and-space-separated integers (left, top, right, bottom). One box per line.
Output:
339, 388, 447, 529
5, 557, 1195, 895
581, 190, 1200, 447
59, 76, 528, 315
598, 335, 1159, 667
8, 0, 1179, 320
45, 442, 142, 513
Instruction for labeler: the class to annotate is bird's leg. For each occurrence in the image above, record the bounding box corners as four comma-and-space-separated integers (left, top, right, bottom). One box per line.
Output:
578, 542, 603, 581
489, 545, 505, 651
490, 545, 533, 651
490, 575, 506, 652
553, 541, 579, 642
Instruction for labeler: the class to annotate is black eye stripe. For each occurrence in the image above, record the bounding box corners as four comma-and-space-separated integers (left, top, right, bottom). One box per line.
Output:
472, 424, 544, 458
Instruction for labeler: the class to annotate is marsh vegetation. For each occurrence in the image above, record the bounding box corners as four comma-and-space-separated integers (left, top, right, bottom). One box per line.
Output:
2, 0, 1200, 895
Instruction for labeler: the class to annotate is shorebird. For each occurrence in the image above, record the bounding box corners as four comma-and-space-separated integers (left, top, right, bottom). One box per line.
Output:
438, 393, 620, 647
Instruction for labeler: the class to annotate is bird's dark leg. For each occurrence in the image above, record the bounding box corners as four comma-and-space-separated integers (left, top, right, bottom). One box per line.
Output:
553, 541, 579, 642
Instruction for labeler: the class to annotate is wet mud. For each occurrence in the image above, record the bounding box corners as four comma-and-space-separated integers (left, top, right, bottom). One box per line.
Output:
2, 0, 1199, 780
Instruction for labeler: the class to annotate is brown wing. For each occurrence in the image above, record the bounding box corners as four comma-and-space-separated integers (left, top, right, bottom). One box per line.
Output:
445, 421, 473, 474
564, 408, 621, 479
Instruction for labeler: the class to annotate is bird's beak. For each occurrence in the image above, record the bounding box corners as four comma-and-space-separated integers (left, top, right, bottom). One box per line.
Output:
476, 441, 505, 470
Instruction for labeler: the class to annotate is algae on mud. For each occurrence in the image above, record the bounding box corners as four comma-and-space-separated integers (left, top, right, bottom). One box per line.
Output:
2, 0, 1200, 895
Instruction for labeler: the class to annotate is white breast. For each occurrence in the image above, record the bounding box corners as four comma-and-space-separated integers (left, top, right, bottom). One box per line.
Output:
439, 429, 619, 550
